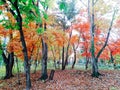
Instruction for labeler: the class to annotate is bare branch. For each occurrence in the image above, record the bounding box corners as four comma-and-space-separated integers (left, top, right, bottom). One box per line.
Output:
94, 0, 99, 5
79, 0, 87, 7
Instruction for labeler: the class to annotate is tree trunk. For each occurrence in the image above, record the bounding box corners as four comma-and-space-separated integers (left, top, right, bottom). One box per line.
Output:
63, 31, 72, 70
16, 56, 21, 85
38, 22, 48, 80
72, 45, 76, 69
110, 51, 116, 69
16, 6, 31, 89
34, 43, 40, 73
85, 57, 89, 70
58, 48, 61, 69
62, 46, 65, 70
0, 31, 14, 79
51, 46, 57, 69
2, 52, 14, 79
33, 60, 38, 74
38, 38, 48, 80
3, 0, 31, 89
91, 58, 101, 77
54, 60, 57, 69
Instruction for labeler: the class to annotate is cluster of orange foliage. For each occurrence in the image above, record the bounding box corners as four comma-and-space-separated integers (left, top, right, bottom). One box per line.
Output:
72, 21, 111, 60
1, 9, 120, 63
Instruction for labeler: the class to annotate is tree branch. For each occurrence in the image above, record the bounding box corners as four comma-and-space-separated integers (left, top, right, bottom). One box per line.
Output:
94, 0, 99, 5
96, 10, 116, 60
79, 0, 87, 7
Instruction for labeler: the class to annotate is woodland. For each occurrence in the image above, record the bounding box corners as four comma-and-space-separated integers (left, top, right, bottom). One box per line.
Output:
0, 0, 120, 90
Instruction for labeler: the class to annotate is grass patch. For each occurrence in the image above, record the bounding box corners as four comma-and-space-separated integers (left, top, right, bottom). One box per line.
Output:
0, 61, 120, 79
109, 86, 118, 90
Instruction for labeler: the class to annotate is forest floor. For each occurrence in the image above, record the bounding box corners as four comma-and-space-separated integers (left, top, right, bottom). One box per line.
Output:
0, 70, 120, 90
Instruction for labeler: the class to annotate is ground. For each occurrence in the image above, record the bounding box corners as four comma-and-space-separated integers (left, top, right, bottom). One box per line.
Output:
0, 70, 120, 90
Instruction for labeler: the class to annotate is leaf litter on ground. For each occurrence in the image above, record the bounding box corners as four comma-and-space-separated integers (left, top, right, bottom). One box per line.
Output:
0, 70, 120, 90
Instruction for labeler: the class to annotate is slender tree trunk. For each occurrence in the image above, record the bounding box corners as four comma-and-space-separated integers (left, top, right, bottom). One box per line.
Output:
34, 42, 40, 74
38, 22, 48, 80
85, 57, 89, 70
62, 46, 65, 70
56, 47, 61, 69
64, 43, 70, 67
72, 45, 76, 69
16, 56, 21, 85
110, 51, 116, 69
54, 60, 57, 69
38, 38, 48, 80
15, 5, 31, 89
72, 51, 76, 69
90, 0, 101, 78
62, 31, 72, 70
8, 32, 14, 78
8, 52, 14, 78
51, 46, 57, 69
33, 60, 38, 74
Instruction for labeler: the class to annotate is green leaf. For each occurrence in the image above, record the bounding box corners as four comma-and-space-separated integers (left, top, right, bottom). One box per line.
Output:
59, 2, 67, 11
0, 49, 2, 55
28, 0, 32, 5
2, 43, 6, 48
23, 6, 31, 12
0, 1, 5, 5
37, 28, 44, 34
36, 17, 42, 24
0, 10, 2, 15
40, 1, 45, 8
20, 0, 26, 3
43, 12, 48, 20
12, 0, 16, 2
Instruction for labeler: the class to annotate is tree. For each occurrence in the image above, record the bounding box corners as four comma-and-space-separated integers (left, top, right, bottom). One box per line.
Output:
73, 21, 91, 69
58, 0, 79, 70
89, 0, 116, 77
72, 0, 116, 75
0, 23, 14, 79
0, 0, 42, 89
37, 0, 54, 81
70, 34, 79, 69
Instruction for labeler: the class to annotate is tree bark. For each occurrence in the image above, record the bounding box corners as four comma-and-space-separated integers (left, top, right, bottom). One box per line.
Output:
54, 60, 57, 69
34, 42, 40, 74
91, 58, 100, 77
33, 60, 38, 74
38, 22, 48, 80
14, 2, 31, 89
62, 31, 72, 70
51, 46, 57, 69
89, 0, 101, 77
0, 28, 14, 79
85, 57, 89, 70
3, 0, 32, 88
38, 38, 48, 80
62, 46, 65, 70
110, 51, 116, 69
72, 45, 76, 69
16, 56, 21, 85
2, 52, 14, 79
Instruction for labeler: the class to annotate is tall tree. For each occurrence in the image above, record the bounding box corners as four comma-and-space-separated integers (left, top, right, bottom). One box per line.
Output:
37, 0, 52, 80
89, 0, 116, 77
0, 0, 41, 89
58, 0, 79, 70
0, 24, 14, 79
